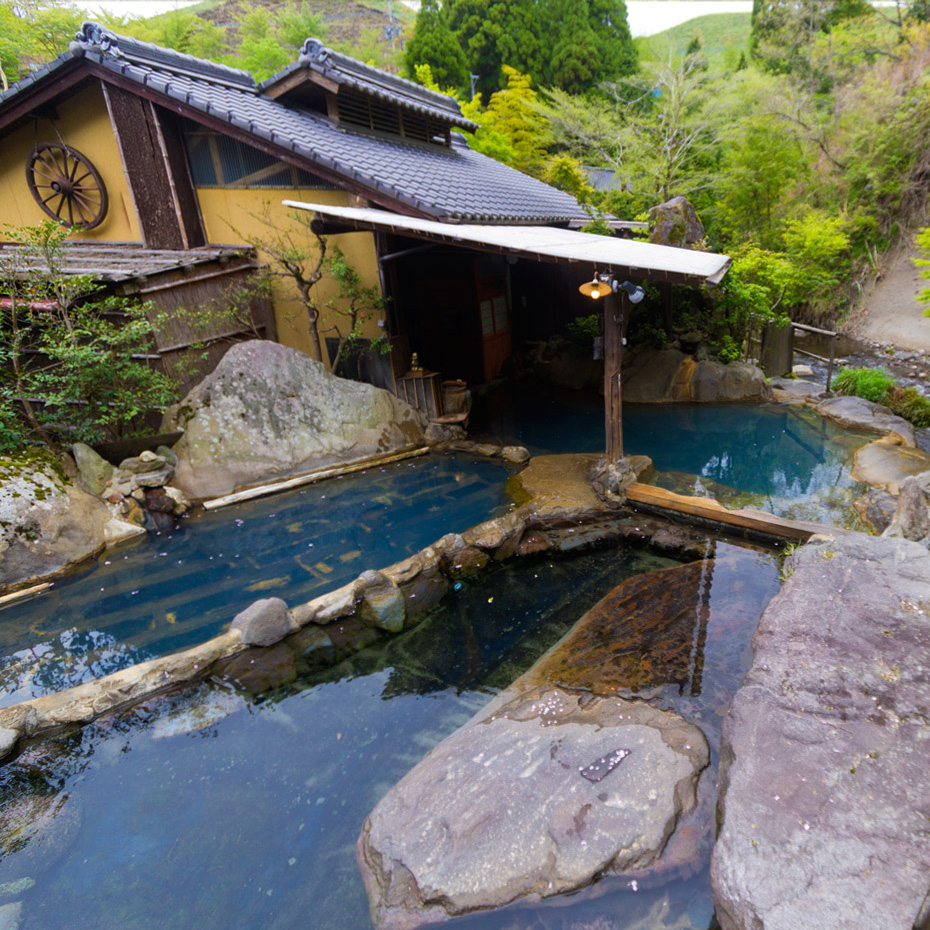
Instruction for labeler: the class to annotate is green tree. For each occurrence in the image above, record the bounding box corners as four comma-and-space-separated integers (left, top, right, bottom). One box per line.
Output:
405, 0, 469, 95
463, 66, 550, 174
445, 0, 636, 97
0, 222, 177, 451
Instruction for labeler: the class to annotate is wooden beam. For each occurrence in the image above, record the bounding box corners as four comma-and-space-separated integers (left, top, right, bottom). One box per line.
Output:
0, 65, 91, 134
153, 107, 207, 248
603, 289, 623, 462
625, 483, 848, 542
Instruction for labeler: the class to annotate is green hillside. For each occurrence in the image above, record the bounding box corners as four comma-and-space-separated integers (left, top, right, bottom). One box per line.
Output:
637, 12, 752, 67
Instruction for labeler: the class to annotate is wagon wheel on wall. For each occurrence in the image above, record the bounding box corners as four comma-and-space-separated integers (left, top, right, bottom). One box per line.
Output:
26, 143, 109, 230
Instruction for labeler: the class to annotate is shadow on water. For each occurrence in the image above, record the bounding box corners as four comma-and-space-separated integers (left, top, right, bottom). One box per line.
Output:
0, 541, 781, 930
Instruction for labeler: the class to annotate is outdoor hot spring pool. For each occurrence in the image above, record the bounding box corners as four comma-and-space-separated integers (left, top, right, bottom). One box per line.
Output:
0, 540, 781, 930
0, 397, 873, 705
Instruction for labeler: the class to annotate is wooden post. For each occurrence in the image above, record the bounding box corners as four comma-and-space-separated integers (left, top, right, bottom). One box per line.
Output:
604, 288, 623, 462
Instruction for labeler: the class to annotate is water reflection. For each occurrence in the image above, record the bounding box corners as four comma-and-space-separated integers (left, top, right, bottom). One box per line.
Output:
0, 455, 517, 705
0, 542, 780, 930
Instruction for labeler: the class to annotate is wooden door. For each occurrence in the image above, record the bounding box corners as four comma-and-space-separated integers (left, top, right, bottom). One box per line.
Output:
478, 276, 511, 381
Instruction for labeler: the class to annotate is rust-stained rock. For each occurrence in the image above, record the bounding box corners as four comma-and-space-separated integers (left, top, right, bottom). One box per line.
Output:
520, 561, 715, 695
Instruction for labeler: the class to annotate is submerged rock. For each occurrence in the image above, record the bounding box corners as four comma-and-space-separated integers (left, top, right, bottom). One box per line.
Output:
162, 341, 427, 500
357, 561, 720, 929
0, 455, 110, 591
712, 534, 930, 930
850, 435, 930, 494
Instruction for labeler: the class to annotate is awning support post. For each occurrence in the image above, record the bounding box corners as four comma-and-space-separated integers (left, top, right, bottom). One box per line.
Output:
604, 287, 624, 463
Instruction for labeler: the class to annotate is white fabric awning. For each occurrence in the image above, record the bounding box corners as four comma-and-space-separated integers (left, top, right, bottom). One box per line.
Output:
284, 201, 730, 287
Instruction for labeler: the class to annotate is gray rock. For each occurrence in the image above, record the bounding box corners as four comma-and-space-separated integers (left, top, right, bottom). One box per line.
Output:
792, 363, 815, 377
358, 570, 405, 633
769, 377, 827, 403
155, 444, 179, 467
358, 689, 706, 930
882, 475, 930, 541
162, 341, 427, 500
0, 457, 110, 590
0, 729, 17, 762
691, 360, 770, 402
70, 442, 113, 496
230, 597, 297, 646
852, 487, 897, 534
712, 534, 930, 930
815, 395, 915, 446
118, 453, 170, 474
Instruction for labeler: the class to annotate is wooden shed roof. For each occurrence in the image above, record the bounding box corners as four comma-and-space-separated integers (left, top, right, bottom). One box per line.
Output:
0, 242, 252, 282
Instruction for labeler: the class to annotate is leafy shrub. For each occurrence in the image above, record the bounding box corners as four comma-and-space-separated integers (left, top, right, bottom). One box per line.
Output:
885, 386, 930, 427
566, 313, 599, 347
832, 366, 894, 403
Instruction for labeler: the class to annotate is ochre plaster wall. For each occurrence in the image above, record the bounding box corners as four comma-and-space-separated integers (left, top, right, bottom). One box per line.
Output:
0, 83, 140, 241
196, 188, 383, 360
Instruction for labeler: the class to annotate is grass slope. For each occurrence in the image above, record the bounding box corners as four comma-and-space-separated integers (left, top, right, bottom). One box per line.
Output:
637, 12, 752, 67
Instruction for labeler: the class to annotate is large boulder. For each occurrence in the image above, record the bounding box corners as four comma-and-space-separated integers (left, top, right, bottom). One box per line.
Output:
623, 349, 771, 403
712, 534, 930, 930
161, 341, 428, 499
649, 196, 706, 248
0, 454, 110, 591
357, 561, 724, 930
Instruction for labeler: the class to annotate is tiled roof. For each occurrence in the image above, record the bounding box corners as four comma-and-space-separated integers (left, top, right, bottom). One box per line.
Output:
0, 23, 587, 226
261, 38, 477, 133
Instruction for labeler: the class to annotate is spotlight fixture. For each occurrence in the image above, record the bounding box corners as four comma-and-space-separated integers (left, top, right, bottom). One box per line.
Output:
618, 280, 645, 304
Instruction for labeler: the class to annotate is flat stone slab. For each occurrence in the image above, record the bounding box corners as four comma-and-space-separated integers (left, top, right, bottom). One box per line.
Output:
769, 378, 827, 404
815, 395, 915, 446
357, 561, 723, 929
712, 534, 930, 930
850, 435, 930, 494
511, 453, 652, 518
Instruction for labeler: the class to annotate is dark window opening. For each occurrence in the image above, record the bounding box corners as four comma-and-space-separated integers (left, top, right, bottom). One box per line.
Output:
180, 120, 339, 189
